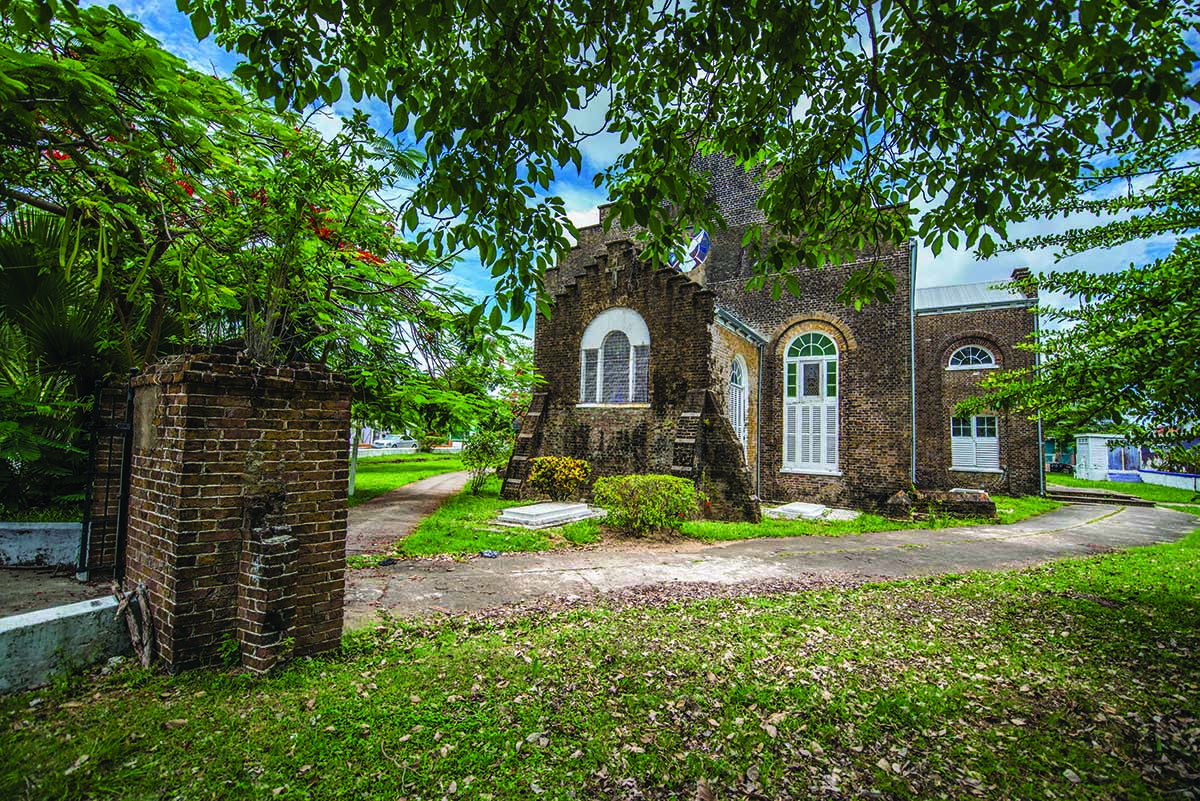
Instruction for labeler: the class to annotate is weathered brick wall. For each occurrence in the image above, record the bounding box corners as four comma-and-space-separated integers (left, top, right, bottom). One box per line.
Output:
707, 229, 916, 509
542, 155, 1040, 510
125, 350, 350, 672
548, 152, 767, 296
914, 307, 1042, 496
709, 323, 761, 484
530, 240, 757, 519
698, 397, 762, 522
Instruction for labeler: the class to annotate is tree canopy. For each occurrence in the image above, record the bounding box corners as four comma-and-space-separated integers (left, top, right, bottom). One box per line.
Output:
0, 0, 534, 506
53, 0, 1195, 317
963, 116, 1200, 449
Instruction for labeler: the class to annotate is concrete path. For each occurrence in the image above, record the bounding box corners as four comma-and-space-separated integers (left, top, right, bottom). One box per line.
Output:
344, 503, 1199, 629
346, 470, 471, 556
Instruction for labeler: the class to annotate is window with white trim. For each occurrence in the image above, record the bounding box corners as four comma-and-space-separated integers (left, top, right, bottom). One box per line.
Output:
948, 345, 996, 369
728, 357, 748, 458
783, 332, 838, 472
579, 307, 650, 404
951, 415, 1000, 470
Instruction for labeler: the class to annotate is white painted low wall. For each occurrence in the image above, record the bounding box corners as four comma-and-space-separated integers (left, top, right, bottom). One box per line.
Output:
1139, 469, 1200, 493
358, 446, 419, 457
0, 522, 80, 567
0, 596, 131, 693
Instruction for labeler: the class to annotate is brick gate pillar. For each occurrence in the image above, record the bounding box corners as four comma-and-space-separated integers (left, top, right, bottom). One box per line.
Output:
124, 350, 351, 672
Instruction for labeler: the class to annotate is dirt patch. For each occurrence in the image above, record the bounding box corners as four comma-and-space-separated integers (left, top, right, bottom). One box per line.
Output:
0, 568, 110, 617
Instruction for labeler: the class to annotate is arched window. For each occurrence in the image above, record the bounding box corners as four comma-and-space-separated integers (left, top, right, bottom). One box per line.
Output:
580, 308, 650, 404
783, 332, 838, 472
948, 345, 996, 369
728, 357, 748, 457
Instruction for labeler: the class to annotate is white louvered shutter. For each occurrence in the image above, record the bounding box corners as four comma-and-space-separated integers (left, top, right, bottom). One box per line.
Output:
975, 417, 1000, 469
951, 436, 976, 468
824, 403, 838, 467
785, 404, 798, 465
798, 406, 814, 464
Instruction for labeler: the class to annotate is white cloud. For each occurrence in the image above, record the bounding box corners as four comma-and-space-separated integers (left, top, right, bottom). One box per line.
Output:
566, 92, 635, 171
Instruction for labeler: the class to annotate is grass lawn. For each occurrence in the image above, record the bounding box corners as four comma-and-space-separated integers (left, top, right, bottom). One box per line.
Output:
348, 454, 465, 508
370, 483, 1060, 560
3, 529, 1197, 800
391, 476, 602, 558
684, 493, 1059, 542
0, 503, 83, 522
1048, 474, 1200, 505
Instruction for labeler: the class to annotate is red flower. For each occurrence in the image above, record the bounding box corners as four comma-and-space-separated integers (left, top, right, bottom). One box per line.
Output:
43, 149, 69, 161
354, 249, 386, 265
176, 180, 195, 197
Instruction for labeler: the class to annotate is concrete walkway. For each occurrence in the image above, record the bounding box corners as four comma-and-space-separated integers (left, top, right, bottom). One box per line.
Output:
344, 500, 1199, 629
346, 470, 471, 556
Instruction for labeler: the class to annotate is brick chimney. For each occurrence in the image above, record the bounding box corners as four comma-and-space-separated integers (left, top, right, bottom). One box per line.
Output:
1010, 267, 1036, 298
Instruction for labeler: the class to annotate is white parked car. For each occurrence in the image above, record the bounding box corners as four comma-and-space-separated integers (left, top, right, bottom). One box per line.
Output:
372, 436, 416, 449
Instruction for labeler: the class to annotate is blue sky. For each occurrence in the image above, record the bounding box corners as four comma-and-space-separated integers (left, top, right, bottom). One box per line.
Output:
110, 0, 1180, 323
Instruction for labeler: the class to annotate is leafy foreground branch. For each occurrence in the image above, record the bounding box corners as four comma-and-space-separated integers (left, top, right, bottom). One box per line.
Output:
3, 529, 1198, 800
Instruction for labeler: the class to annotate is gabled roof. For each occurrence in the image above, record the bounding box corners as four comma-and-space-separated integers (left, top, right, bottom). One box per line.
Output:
915, 280, 1034, 313
715, 305, 768, 345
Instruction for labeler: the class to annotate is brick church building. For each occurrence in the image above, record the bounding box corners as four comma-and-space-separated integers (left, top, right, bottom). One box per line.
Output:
503, 159, 1043, 520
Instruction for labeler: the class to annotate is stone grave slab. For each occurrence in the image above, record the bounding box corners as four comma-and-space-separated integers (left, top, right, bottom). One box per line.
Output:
763, 502, 829, 521
496, 502, 606, 530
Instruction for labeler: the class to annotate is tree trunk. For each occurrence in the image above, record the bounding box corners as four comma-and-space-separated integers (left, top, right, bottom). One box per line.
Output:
348, 423, 362, 497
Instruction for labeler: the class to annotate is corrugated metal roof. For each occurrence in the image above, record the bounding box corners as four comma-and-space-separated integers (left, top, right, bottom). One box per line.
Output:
914, 280, 1033, 312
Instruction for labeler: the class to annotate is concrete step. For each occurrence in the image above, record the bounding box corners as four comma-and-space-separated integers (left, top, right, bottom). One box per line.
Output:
1045, 488, 1155, 507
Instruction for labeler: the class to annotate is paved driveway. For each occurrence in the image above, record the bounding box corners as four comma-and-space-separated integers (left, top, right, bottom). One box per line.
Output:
344, 501, 1198, 629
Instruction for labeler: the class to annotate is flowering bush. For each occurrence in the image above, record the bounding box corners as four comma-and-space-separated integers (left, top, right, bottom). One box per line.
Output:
592, 474, 705, 536
528, 456, 591, 501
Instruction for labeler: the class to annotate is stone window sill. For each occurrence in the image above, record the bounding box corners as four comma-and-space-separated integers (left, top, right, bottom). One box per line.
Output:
575, 403, 652, 410
780, 467, 843, 477
949, 467, 1004, 474
946, 365, 998, 371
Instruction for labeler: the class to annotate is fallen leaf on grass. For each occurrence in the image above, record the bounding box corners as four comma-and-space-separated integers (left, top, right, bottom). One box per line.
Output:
64, 755, 89, 776
165, 719, 188, 730
695, 779, 715, 801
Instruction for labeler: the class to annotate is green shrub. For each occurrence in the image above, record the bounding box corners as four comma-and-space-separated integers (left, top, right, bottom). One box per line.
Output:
462, 431, 513, 494
420, 435, 447, 452
528, 456, 591, 501
592, 474, 705, 536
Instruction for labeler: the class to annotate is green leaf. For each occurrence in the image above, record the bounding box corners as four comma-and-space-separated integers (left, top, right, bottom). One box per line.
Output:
190, 11, 212, 40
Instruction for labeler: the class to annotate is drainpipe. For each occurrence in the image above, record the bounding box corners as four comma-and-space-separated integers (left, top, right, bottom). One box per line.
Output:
755, 339, 764, 497
909, 241, 918, 484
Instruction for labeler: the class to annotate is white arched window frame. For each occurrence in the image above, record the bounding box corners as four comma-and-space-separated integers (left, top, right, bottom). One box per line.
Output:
782, 332, 839, 474
579, 307, 650, 405
728, 356, 749, 458
947, 345, 997, 370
